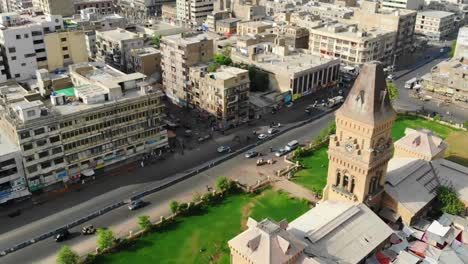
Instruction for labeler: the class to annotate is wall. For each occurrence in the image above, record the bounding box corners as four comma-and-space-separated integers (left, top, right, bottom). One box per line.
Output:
44, 31, 88, 71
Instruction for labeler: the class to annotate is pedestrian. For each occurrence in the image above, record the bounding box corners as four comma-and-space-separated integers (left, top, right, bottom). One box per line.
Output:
270, 147, 273, 153
141, 161, 144, 168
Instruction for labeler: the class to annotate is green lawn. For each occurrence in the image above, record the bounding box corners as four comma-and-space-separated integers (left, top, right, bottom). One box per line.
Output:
292, 147, 329, 194
292, 114, 466, 193
93, 189, 309, 264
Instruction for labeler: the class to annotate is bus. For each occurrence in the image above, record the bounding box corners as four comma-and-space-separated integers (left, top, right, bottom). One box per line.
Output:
285, 140, 299, 151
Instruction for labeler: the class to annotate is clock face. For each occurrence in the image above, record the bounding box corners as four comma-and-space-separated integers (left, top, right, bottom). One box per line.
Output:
345, 143, 354, 153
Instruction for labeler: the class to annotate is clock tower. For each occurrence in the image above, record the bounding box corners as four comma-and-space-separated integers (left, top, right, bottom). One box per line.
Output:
323, 62, 396, 208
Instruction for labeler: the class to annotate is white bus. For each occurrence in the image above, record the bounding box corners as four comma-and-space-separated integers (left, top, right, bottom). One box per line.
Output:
285, 140, 299, 151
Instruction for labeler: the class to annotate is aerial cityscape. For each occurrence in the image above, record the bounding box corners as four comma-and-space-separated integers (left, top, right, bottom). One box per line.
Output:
0, 0, 466, 262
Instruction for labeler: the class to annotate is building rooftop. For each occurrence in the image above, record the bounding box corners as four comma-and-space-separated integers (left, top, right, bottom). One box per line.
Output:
97, 28, 141, 42
208, 66, 248, 81
0, 80, 29, 103
0, 12, 61, 29
130, 47, 161, 56
395, 128, 448, 159
238, 20, 275, 28
288, 201, 393, 264
310, 21, 394, 41
0, 129, 19, 156
417, 10, 455, 18
163, 32, 211, 46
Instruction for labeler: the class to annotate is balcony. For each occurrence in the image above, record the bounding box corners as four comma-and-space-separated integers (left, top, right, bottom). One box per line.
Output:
331, 185, 356, 201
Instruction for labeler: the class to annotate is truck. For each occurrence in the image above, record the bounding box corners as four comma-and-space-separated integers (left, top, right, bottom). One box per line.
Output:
327, 96, 344, 108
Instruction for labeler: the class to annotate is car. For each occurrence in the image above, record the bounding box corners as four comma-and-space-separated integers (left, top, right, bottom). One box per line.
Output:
55, 229, 70, 242
275, 148, 287, 157
257, 133, 268, 140
198, 134, 212, 143
128, 199, 144, 211
245, 150, 259, 158
82, 225, 96, 235
268, 128, 279, 134
305, 104, 316, 113
386, 74, 395, 81
217, 146, 231, 153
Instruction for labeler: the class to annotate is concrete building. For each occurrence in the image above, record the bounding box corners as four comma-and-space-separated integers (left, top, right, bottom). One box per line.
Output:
232, 1, 266, 21
415, 10, 457, 40
74, 9, 127, 31
381, 0, 424, 10
116, 0, 175, 17
205, 10, 230, 32
0, 62, 168, 192
269, 25, 309, 49
176, 0, 214, 25
36, 68, 73, 97
161, 2, 177, 20
394, 128, 448, 160
44, 31, 88, 71
189, 66, 249, 127
0, 12, 64, 81
231, 43, 340, 100
454, 26, 468, 58
74, 0, 115, 15
126, 47, 162, 81
95, 28, 145, 73
32, 0, 74, 16
420, 57, 468, 102
160, 32, 213, 106
350, 1, 417, 57
301, 2, 354, 20
308, 21, 397, 66
236, 20, 274, 36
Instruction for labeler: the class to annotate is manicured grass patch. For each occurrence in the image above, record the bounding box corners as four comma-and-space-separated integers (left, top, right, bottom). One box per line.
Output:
93, 189, 309, 264
292, 146, 329, 193
391, 114, 460, 140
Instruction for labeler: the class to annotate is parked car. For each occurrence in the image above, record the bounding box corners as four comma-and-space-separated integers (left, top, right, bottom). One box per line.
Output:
257, 133, 268, 140
386, 74, 395, 81
82, 225, 96, 235
55, 229, 70, 242
128, 199, 144, 211
184, 130, 192, 137
217, 146, 231, 153
275, 148, 287, 157
198, 134, 212, 143
268, 128, 279, 134
245, 150, 259, 158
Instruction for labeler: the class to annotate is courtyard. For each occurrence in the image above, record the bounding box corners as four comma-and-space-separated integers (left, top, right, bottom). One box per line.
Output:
93, 189, 309, 264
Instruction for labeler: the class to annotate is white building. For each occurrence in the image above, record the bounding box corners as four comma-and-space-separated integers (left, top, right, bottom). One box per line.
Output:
415, 10, 457, 40
381, 0, 424, 10
0, 12, 63, 81
176, 0, 214, 25
455, 26, 468, 58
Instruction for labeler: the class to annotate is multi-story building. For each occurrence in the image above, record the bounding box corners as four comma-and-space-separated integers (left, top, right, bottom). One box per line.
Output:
32, 0, 74, 16
236, 20, 274, 36
176, 0, 214, 25
95, 28, 145, 73
308, 21, 397, 66
269, 25, 309, 49
36, 68, 73, 96
350, 1, 417, 56
127, 47, 162, 80
381, 0, 424, 10
415, 10, 457, 40
232, 0, 266, 21
161, 2, 177, 20
0, 62, 168, 192
189, 65, 250, 127
421, 57, 468, 102
74, 0, 115, 15
301, 2, 354, 20
215, 18, 241, 35
455, 26, 468, 58
44, 31, 88, 71
0, 12, 64, 81
205, 10, 230, 32
74, 9, 127, 31
160, 32, 214, 106
231, 43, 340, 100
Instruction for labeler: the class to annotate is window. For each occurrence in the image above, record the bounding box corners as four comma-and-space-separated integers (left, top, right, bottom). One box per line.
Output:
14, 74, 20, 78
55, 25, 61, 30
36, 139, 47, 147
35, 48, 45, 53
63, 54, 70, 59
0, 159, 15, 167
62, 46, 68, 51
31, 31, 42, 36
25, 53, 36, 58
34, 128, 45, 135
21, 63, 26, 66
61, 37, 67, 42
24, 33, 29, 38
33, 39, 44, 44
27, 165, 38, 173
54, 157, 64, 164
52, 147, 62, 154
50, 136, 60, 143
11, 56, 16, 61
37, 57, 47, 62
16, 35, 21, 39
40, 161, 51, 169
38, 151, 48, 158
25, 155, 34, 162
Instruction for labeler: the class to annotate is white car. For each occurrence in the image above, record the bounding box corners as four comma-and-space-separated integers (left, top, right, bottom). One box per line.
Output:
217, 146, 231, 153
386, 74, 395, 81
268, 128, 279, 134
275, 148, 287, 157
257, 134, 268, 140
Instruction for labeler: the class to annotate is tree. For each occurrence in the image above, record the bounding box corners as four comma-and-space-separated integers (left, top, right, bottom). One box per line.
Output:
96, 228, 115, 251
437, 186, 465, 215
56, 246, 79, 264
137, 215, 152, 231
169, 200, 179, 214
207, 62, 220, 72
449, 41, 456, 58
216, 176, 234, 192
152, 35, 161, 48
386, 82, 399, 101
214, 54, 232, 66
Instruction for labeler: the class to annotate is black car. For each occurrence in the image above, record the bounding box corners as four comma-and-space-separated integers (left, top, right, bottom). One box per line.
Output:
128, 199, 144, 211
55, 229, 70, 242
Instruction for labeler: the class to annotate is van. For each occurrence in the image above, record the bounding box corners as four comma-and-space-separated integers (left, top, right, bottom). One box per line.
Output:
405, 78, 419, 89
285, 140, 299, 151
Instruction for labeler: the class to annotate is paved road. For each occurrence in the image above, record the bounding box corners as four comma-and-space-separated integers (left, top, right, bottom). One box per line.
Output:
1, 108, 336, 264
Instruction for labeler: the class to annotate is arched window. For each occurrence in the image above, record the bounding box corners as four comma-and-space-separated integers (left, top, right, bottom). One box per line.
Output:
343, 175, 349, 188
369, 177, 376, 194
350, 178, 355, 193
336, 172, 341, 186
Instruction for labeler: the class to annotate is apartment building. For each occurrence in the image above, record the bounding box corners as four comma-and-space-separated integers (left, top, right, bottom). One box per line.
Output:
236, 20, 274, 36
232, 1, 266, 21
189, 66, 250, 127
216, 18, 241, 35
127, 47, 162, 79
381, 0, 424, 10
269, 25, 309, 49
350, 1, 417, 56
44, 31, 88, 71
455, 26, 468, 58
161, 3, 177, 20
74, 0, 115, 15
231, 43, 340, 100
415, 10, 457, 40
301, 2, 354, 20
0, 62, 168, 192
308, 21, 397, 66
0, 12, 63, 81
160, 32, 214, 106
36, 68, 73, 96
205, 10, 230, 32
176, 0, 214, 25
95, 28, 145, 73
421, 57, 468, 102
32, 0, 74, 16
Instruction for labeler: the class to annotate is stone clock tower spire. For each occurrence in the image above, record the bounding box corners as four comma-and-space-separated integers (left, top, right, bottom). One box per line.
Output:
323, 62, 396, 208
